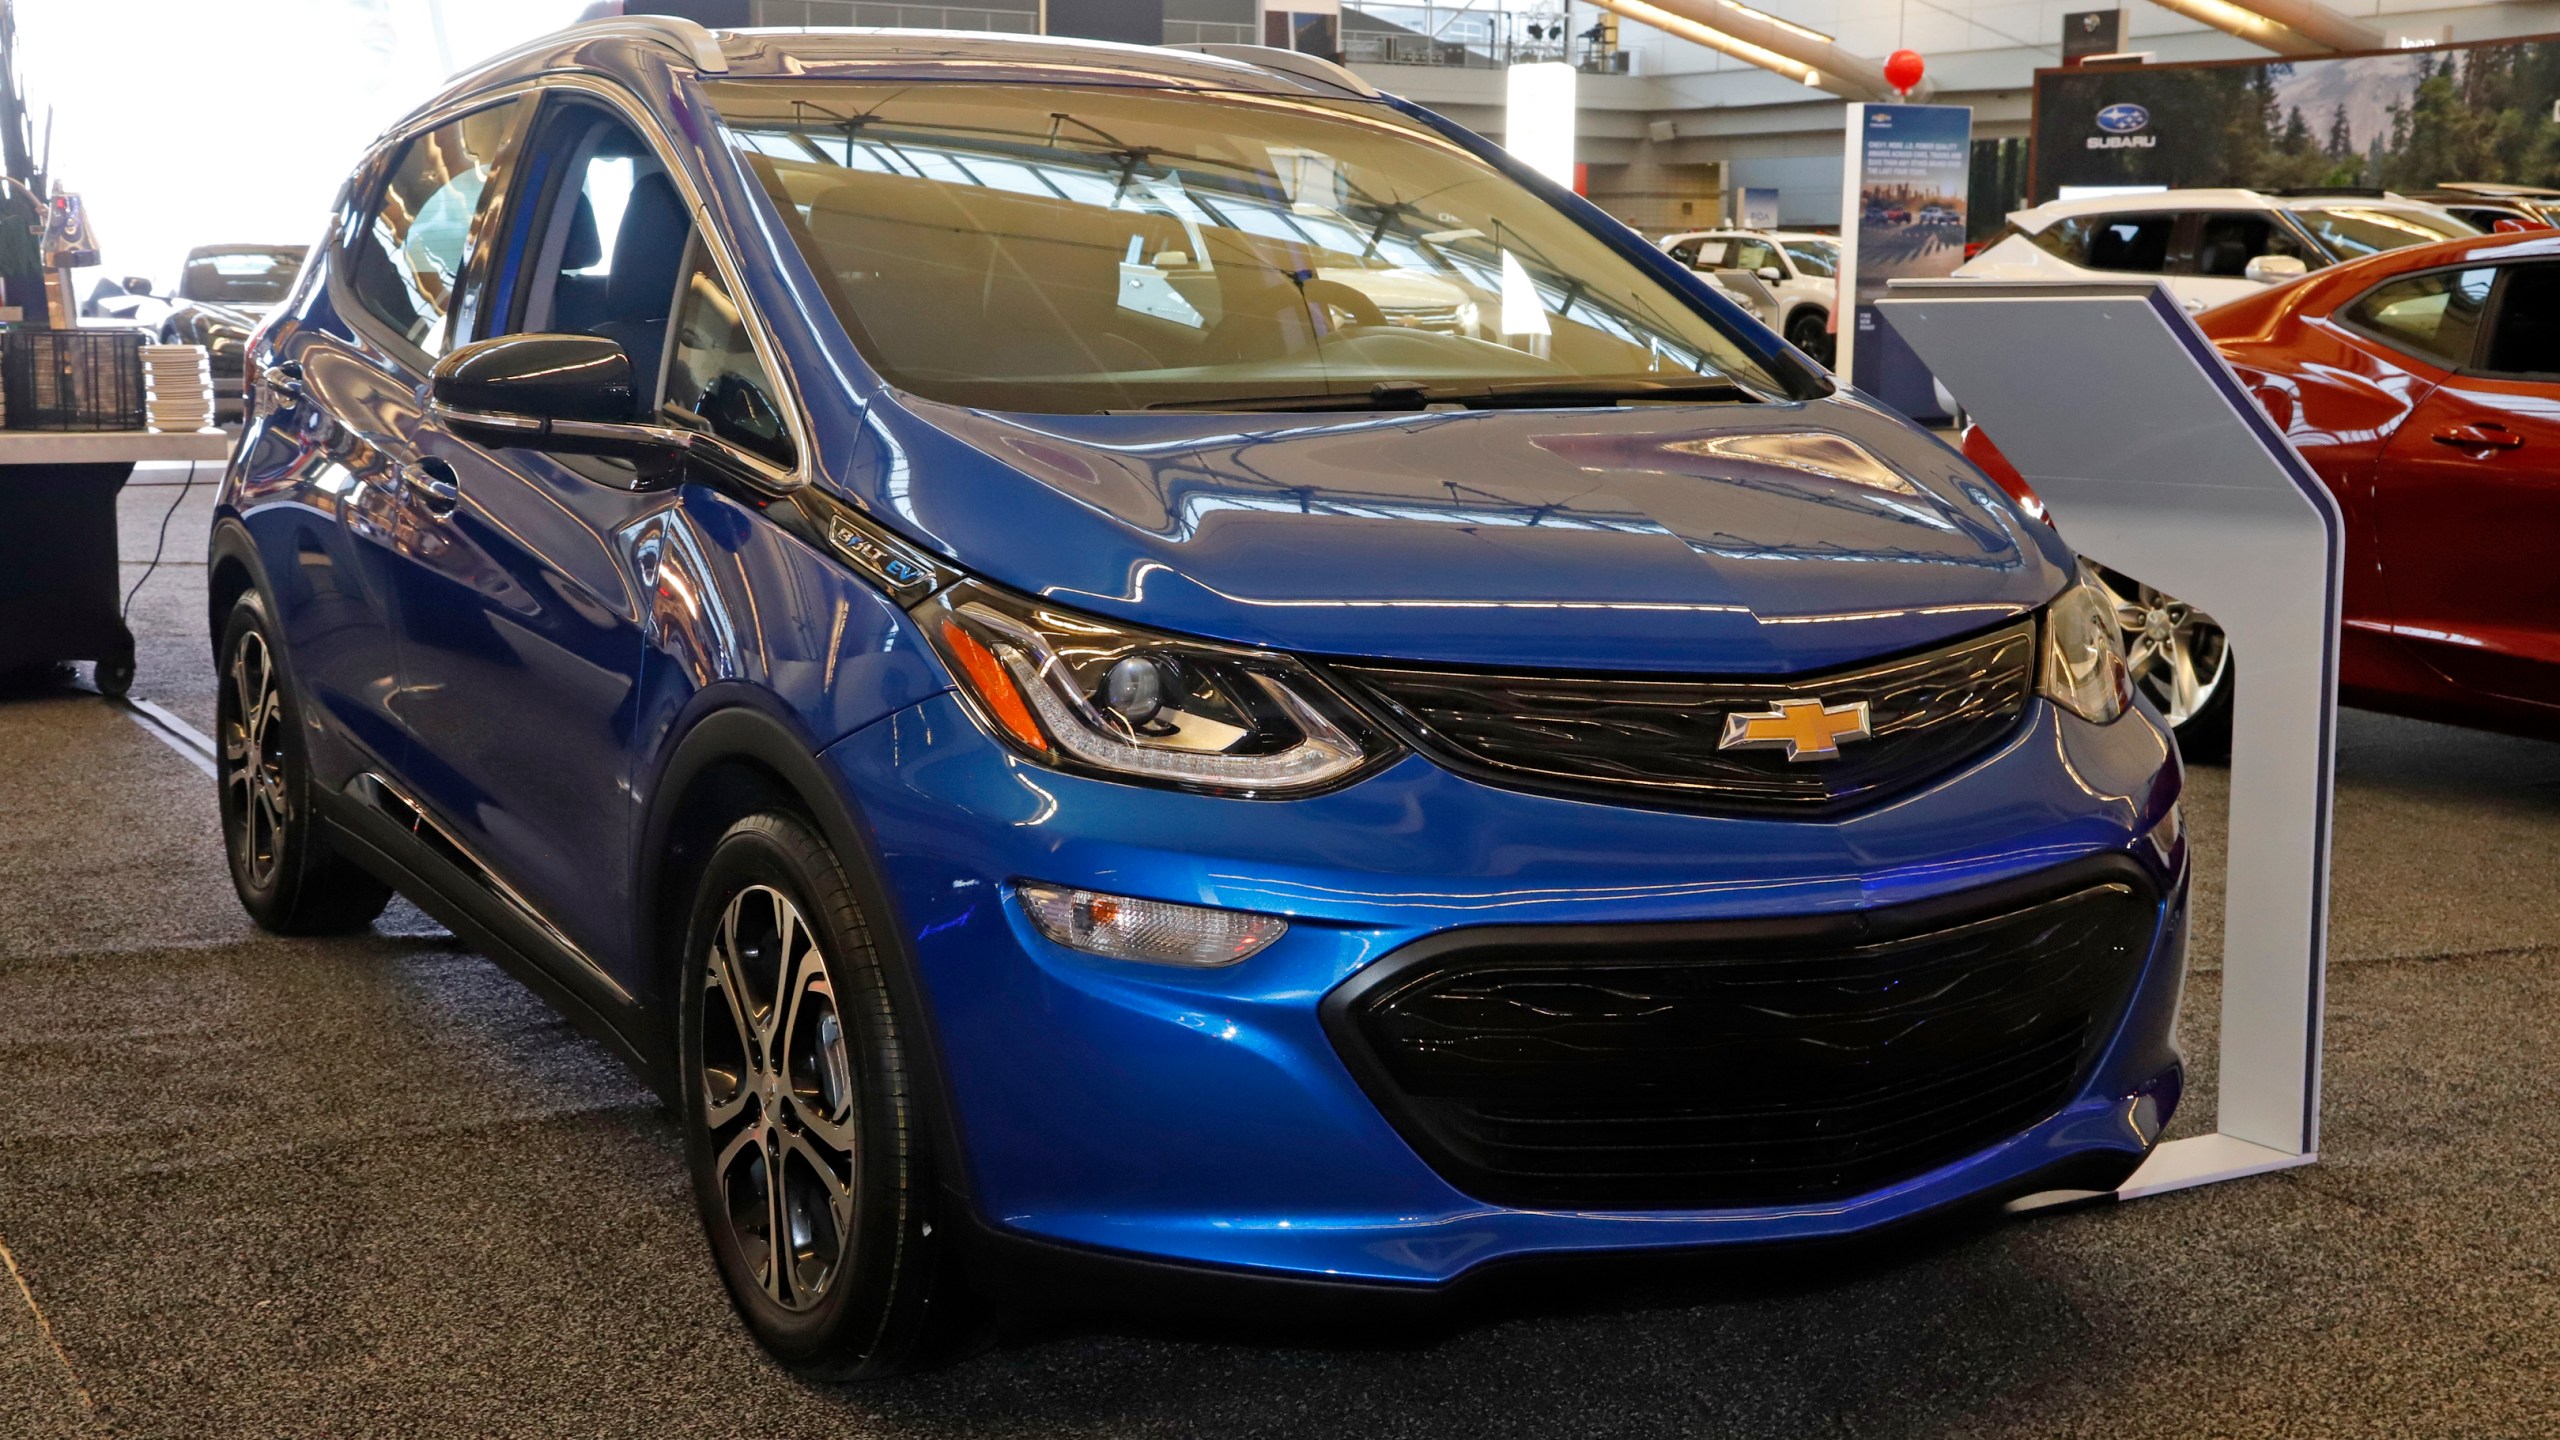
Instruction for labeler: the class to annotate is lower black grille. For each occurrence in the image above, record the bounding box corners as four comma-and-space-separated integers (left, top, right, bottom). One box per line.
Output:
1331, 619, 2037, 816
1324, 858, 2161, 1210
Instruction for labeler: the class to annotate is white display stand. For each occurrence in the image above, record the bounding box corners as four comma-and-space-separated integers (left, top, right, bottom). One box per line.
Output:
1877, 278, 2341, 1198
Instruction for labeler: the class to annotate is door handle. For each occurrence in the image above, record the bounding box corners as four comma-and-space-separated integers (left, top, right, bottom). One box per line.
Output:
2430, 422, 2526, 451
406, 458, 462, 517
260, 360, 304, 410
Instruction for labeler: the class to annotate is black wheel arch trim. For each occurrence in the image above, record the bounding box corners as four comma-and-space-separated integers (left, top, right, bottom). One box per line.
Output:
633, 686, 982, 1216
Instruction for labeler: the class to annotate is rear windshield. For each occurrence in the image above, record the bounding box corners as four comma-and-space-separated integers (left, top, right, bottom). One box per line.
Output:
179, 248, 304, 304
704, 80, 1780, 413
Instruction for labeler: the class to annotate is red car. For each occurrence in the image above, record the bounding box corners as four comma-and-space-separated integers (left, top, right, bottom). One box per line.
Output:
1966, 230, 2560, 760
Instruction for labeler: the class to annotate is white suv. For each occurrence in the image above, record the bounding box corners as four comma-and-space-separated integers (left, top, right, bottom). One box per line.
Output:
1954, 188, 2477, 313
1660, 229, 1838, 365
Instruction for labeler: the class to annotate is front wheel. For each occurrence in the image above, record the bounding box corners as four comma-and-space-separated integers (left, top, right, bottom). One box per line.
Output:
678, 811, 977, 1378
2093, 567, 2234, 764
216, 590, 392, 933
1786, 309, 1835, 369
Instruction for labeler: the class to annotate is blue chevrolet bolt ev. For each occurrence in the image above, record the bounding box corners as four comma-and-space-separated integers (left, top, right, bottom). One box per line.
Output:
211, 18, 2186, 1373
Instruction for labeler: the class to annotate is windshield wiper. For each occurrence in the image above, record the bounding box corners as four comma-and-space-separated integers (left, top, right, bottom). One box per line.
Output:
1127, 377, 1755, 414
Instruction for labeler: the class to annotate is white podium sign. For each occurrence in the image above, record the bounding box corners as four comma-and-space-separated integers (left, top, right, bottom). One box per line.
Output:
1878, 278, 2342, 1197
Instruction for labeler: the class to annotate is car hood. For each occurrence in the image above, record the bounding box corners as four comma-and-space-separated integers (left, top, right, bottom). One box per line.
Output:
839, 394, 2071, 674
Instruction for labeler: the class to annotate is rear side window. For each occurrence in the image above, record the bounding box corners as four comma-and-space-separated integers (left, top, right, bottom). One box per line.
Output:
1666, 238, 1703, 266
2483, 263, 2560, 378
345, 99, 526, 358
2341, 267, 2494, 368
1730, 238, 1780, 274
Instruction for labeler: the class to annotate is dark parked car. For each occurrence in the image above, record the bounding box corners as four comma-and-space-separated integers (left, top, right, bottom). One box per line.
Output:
161, 243, 307, 420
215, 17, 2186, 1374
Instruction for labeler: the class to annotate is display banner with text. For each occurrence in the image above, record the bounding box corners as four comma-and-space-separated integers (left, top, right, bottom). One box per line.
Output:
1836, 104, 1972, 424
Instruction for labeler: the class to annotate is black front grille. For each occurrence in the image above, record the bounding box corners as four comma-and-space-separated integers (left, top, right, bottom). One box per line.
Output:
1323, 858, 2161, 1211
1332, 620, 2036, 815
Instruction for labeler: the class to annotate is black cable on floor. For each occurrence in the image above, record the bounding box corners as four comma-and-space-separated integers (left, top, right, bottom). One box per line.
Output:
122, 460, 200, 619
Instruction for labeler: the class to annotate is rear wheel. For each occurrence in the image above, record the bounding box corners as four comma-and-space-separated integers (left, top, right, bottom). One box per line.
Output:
678, 811, 976, 1378
217, 591, 392, 934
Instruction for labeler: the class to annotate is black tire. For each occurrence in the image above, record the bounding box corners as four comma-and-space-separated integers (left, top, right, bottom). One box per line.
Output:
2169, 655, 2235, 766
216, 590, 393, 934
93, 652, 134, 698
677, 811, 976, 1378
1786, 309, 1835, 369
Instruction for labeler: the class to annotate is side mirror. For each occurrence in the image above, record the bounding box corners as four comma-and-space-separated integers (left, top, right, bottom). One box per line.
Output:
429, 333, 689, 464
2244, 254, 2309, 285
122, 275, 153, 295
1757, 265, 1784, 284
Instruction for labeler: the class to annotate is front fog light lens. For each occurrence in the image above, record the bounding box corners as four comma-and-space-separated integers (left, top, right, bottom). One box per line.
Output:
2040, 569, 2133, 725
1018, 883, 1287, 967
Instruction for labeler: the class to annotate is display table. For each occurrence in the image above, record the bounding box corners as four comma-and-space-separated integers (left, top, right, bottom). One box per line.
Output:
0, 428, 233, 694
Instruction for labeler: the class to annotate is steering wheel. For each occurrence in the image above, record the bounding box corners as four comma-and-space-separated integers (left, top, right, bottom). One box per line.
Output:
1296, 277, 1389, 329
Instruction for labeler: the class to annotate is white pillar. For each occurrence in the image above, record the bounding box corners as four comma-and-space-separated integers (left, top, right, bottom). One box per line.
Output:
1504, 61, 1578, 191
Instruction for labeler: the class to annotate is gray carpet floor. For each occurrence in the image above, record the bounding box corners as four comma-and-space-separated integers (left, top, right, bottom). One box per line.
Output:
0, 469, 2556, 1436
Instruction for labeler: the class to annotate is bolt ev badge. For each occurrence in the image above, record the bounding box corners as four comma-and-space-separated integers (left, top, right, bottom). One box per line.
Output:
1719, 698, 1874, 762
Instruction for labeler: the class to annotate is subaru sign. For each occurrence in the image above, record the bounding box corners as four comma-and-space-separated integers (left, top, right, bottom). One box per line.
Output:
2096, 103, 2150, 133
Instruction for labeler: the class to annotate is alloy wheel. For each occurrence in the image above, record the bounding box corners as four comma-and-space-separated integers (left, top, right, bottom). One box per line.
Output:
700, 883, 860, 1313
222, 631, 289, 891
2093, 570, 2230, 727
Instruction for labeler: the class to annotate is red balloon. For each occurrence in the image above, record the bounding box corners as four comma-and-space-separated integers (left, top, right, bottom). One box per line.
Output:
1884, 49, 1925, 94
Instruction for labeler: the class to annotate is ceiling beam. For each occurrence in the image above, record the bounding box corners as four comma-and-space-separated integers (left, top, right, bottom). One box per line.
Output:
1585, 0, 1927, 104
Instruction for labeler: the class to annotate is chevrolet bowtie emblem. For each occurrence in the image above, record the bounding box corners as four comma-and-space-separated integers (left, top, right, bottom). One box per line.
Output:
1718, 698, 1873, 762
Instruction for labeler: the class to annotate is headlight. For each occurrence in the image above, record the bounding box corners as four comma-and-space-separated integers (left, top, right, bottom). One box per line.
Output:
916, 580, 1390, 796
2040, 567, 2133, 725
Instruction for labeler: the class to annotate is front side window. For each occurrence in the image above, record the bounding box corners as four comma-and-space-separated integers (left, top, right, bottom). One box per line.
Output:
2190, 212, 2312, 277
510, 105, 696, 416
2483, 262, 2560, 378
2292, 205, 2476, 263
664, 237, 796, 470
1781, 240, 1837, 278
2341, 266, 2494, 369
707, 81, 1782, 413
1729, 238, 1780, 275
346, 99, 525, 357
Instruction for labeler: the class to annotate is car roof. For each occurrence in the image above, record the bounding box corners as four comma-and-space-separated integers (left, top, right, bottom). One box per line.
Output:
2008, 188, 2453, 229
433, 17, 1374, 115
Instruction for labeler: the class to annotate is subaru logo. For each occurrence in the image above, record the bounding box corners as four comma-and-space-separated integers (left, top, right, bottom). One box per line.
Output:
2096, 103, 2149, 134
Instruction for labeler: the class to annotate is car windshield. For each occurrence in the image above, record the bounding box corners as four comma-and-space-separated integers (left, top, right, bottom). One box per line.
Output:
179, 248, 304, 304
705, 80, 1781, 412
1780, 239, 1837, 278
2292, 205, 2476, 262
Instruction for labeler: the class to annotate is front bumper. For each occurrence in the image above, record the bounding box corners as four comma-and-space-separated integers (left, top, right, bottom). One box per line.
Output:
822, 690, 2187, 1286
